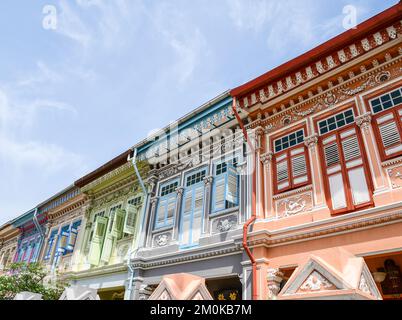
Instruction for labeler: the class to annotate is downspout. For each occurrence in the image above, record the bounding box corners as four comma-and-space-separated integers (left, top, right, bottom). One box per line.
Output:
126, 148, 150, 300
231, 97, 258, 300
32, 208, 45, 263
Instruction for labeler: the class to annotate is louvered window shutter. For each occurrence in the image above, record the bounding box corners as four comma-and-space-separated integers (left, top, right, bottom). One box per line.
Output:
101, 231, 114, 263
124, 204, 138, 235
166, 197, 176, 226
111, 209, 125, 239
276, 153, 289, 192
155, 198, 166, 228
290, 147, 308, 185
88, 216, 108, 265
226, 165, 239, 206
45, 230, 58, 261
213, 174, 226, 212
67, 220, 81, 252
58, 225, 70, 255
192, 185, 204, 245
375, 110, 402, 157
180, 190, 193, 246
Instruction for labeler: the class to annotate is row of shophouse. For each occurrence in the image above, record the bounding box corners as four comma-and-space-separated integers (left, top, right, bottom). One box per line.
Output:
1, 3, 402, 300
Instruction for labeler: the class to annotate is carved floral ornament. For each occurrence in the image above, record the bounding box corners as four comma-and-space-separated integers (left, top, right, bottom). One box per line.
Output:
355, 112, 372, 132
260, 152, 273, 165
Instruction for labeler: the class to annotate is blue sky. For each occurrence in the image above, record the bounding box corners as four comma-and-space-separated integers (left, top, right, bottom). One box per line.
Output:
0, 0, 396, 225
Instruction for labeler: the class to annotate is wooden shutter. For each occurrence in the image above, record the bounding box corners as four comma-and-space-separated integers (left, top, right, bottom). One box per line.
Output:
374, 108, 402, 159
290, 148, 308, 186
57, 225, 70, 255
100, 231, 114, 263
321, 126, 372, 214
226, 165, 239, 206
275, 153, 290, 192
45, 230, 58, 261
191, 185, 204, 246
66, 220, 81, 252
155, 198, 167, 228
88, 216, 108, 265
166, 196, 176, 226
111, 209, 125, 239
124, 204, 138, 235
213, 174, 226, 211
180, 189, 193, 247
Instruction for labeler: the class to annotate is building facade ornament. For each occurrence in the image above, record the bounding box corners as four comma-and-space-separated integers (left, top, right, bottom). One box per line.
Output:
267, 268, 284, 300
203, 176, 214, 186
304, 134, 318, 150
260, 152, 273, 165
355, 112, 372, 133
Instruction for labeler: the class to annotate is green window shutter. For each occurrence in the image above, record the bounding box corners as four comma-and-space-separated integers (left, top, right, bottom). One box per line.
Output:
111, 209, 125, 239
226, 165, 239, 206
100, 233, 114, 263
88, 216, 108, 266
124, 204, 138, 235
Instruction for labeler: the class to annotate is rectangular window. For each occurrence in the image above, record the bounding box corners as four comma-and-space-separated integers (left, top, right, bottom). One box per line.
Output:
273, 129, 310, 193
44, 229, 58, 261
212, 159, 239, 213
369, 87, 402, 114
155, 180, 179, 229
88, 216, 108, 266
369, 88, 402, 161
318, 114, 372, 215
66, 220, 81, 253
318, 109, 355, 135
186, 170, 206, 187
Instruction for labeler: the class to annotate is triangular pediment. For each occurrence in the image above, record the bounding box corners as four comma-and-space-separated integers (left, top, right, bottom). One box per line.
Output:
297, 270, 338, 293
281, 256, 347, 296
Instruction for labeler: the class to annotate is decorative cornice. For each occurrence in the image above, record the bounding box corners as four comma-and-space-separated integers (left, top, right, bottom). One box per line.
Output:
382, 155, 402, 168
242, 46, 401, 133
248, 208, 402, 248
131, 243, 242, 269
236, 21, 401, 109
67, 263, 127, 279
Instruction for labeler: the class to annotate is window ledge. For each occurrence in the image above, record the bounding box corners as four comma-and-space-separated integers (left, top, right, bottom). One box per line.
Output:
152, 225, 174, 234
273, 185, 313, 200
210, 206, 239, 218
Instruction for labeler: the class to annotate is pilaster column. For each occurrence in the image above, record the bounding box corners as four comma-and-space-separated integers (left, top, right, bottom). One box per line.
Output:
267, 268, 284, 300
145, 197, 159, 247
254, 127, 264, 219
260, 152, 273, 219
237, 162, 247, 223
304, 133, 325, 207
172, 187, 184, 241
355, 111, 385, 191
202, 176, 213, 234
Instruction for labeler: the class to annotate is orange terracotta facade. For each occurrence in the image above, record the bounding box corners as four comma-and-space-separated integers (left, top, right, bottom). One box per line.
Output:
231, 2, 402, 300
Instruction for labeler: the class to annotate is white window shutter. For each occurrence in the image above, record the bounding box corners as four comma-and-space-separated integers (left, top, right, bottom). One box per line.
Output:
88, 216, 108, 266
180, 189, 193, 246
276, 156, 289, 191
376, 112, 402, 156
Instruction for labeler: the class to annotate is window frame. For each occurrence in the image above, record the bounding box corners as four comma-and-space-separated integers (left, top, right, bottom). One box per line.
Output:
154, 179, 180, 230
364, 83, 402, 161
211, 157, 239, 214
314, 104, 374, 215
271, 125, 311, 194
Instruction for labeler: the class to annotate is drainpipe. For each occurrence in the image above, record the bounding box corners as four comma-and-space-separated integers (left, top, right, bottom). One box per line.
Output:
231, 97, 258, 300
126, 148, 150, 300
32, 208, 45, 263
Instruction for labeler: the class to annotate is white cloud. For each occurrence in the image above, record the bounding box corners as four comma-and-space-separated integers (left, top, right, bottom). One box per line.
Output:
150, 3, 209, 84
